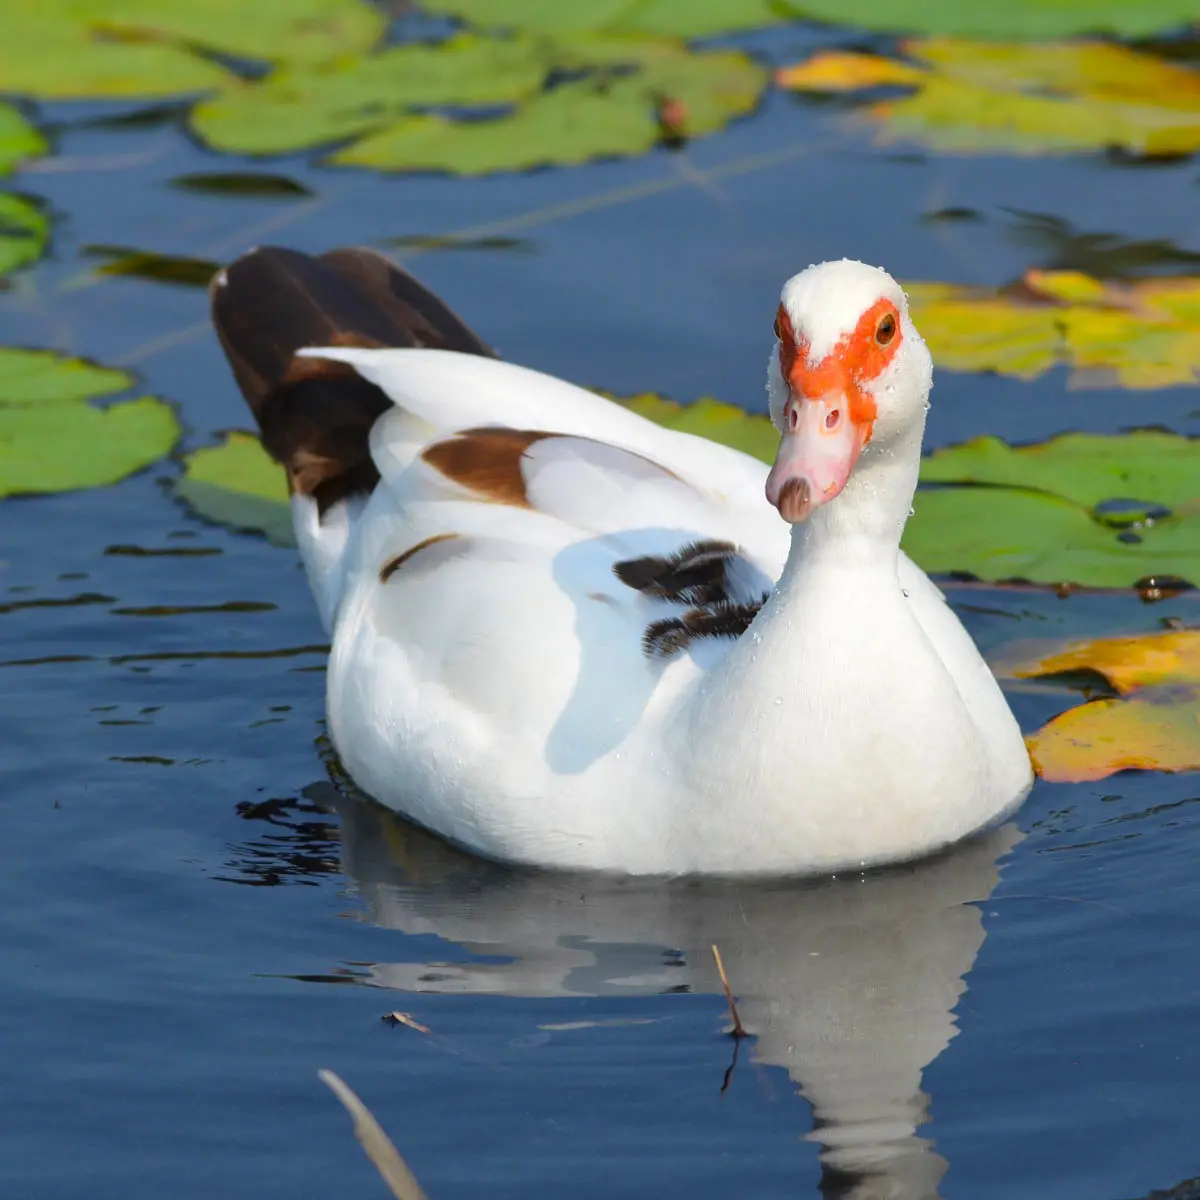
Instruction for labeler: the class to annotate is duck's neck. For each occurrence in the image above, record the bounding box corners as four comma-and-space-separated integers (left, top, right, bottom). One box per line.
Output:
680, 418, 925, 746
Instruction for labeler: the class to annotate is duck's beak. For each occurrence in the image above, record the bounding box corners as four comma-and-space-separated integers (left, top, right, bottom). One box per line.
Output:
765, 391, 867, 523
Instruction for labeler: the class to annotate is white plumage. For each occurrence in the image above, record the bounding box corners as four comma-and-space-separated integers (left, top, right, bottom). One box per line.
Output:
241, 257, 1033, 875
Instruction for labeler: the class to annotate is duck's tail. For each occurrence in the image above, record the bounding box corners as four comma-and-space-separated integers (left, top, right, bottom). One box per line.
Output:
210, 246, 492, 626
210, 245, 493, 514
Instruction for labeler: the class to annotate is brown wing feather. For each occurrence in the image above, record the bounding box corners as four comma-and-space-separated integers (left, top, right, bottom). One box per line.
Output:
210, 245, 492, 513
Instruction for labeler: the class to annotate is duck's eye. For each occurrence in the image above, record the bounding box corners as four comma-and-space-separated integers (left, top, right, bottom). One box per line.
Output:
875, 312, 897, 346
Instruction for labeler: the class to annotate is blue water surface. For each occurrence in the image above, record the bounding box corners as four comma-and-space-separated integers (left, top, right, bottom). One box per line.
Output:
2, 18, 1200, 1200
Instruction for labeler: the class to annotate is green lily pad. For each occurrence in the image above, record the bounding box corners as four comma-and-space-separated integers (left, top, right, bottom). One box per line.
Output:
908, 431, 1200, 587
192, 34, 552, 156
0, 0, 383, 100
176, 431, 294, 544
420, 0, 785, 37
0, 104, 46, 176
179, 406, 1200, 590
0, 349, 179, 498
778, 39, 1200, 159
0, 348, 132, 404
786, 0, 1200, 39
194, 34, 766, 171
0, 193, 48, 280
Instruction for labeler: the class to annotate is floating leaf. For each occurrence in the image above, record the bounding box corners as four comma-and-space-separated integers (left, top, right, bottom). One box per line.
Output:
0, 0, 384, 100
419, 0, 783, 38
0, 193, 48, 279
1009, 630, 1200, 781
908, 431, 1200, 588
0, 103, 47, 176
905, 269, 1200, 389
778, 39, 1200, 158
193, 34, 766, 171
0, 348, 132, 404
0, 349, 179, 498
192, 34, 551, 156
782, 0, 1200, 40
1013, 630, 1200, 696
176, 431, 293, 544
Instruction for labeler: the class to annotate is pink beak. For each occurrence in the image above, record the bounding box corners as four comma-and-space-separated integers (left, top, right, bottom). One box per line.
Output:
766, 392, 868, 523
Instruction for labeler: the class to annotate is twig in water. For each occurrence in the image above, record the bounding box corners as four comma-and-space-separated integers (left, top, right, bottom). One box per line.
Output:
318, 1069, 430, 1200
382, 1011, 432, 1034
710, 943, 748, 1038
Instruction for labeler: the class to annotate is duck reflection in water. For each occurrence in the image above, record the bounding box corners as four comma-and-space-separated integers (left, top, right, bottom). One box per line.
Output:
320, 786, 1020, 1200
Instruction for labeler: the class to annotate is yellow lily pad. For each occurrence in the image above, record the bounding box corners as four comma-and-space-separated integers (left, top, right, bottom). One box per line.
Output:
905, 269, 1200, 390
778, 39, 1200, 159
1010, 630, 1200, 781
0, 349, 179, 498
1012, 630, 1200, 696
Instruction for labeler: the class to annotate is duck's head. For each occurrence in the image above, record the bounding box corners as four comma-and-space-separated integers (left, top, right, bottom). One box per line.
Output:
765, 259, 933, 523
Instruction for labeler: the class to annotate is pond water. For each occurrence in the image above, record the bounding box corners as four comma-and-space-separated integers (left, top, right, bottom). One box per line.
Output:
3, 19, 1200, 1200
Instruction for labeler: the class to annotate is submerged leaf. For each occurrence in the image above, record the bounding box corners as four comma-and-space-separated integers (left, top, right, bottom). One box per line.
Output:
0, 193, 48, 280
1009, 630, 1200, 781
0, 349, 179, 498
84, 245, 220, 288
779, 39, 1200, 158
906, 270, 1200, 389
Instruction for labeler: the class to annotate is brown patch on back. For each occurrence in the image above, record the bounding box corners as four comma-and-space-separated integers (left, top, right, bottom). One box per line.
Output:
379, 533, 463, 583
210, 245, 494, 515
421, 428, 556, 507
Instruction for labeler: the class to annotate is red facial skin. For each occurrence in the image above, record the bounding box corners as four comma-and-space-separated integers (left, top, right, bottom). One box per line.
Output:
775, 297, 902, 443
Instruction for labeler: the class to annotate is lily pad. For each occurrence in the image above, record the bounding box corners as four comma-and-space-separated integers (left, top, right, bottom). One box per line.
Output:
0, 349, 179, 498
778, 39, 1200, 158
785, 0, 1200, 40
193, 34, 766, 170
1008, 631, 1200, 781
420, 0, 784, 38
0, 348, 133, 404
905, 269, 1200, 390
0, 103, 46, 176
0, 194, 48, 280
176, 431, 294, 544
0, 0, 383, 100
908, 431, 1200, 588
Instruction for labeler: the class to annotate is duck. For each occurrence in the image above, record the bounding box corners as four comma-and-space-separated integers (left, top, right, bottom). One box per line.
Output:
210, 246, 1033, 877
